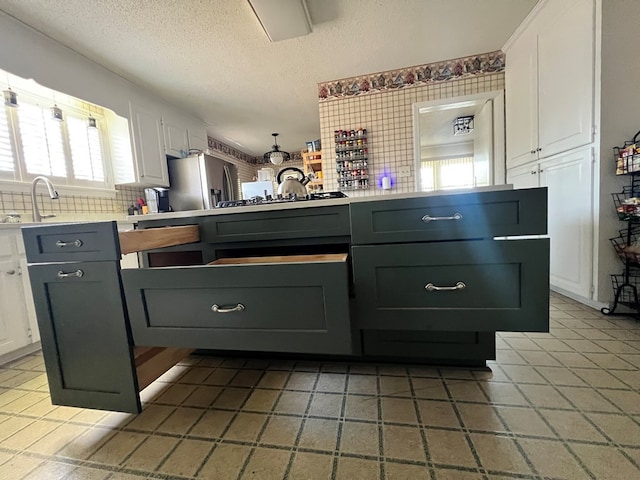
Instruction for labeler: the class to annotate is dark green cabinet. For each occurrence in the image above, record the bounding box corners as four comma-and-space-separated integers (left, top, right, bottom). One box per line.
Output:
28, 261, 140, 413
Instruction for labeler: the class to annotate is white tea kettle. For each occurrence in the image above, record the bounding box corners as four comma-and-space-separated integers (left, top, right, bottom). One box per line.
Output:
277, 167, 310, 198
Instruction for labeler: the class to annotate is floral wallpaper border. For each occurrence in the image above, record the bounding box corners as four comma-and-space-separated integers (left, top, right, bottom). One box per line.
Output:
207, 136, 302, 165
318, 50, 505, 101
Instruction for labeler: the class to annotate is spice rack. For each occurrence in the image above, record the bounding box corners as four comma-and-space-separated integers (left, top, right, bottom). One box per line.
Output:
302, 150, 323, 193
602, 130, 640, 317
335, 127, 369, 191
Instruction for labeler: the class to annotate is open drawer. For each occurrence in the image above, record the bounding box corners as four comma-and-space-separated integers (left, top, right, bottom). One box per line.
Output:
352, 239, 549, 332
122, 254, 352, 355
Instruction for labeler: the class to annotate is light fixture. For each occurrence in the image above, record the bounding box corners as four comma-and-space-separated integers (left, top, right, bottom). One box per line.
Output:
51, 104, 63, 121
263, 133, 290, 165
453, 115, 474, 136
248, 0, 312, 42
3, 87, 17, 107
87, 116, 97, 128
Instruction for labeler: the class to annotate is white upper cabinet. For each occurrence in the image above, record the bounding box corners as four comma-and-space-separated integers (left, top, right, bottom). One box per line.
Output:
129, 100, 169, 187
505, 0, 595, 168
163, 118, 189, 159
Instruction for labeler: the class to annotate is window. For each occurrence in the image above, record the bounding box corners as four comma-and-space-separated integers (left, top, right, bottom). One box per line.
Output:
0, 92, 111, 190
420, 156, 479, 191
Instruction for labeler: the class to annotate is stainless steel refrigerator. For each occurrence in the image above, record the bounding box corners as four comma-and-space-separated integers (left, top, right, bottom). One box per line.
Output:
167, 153, 238, 211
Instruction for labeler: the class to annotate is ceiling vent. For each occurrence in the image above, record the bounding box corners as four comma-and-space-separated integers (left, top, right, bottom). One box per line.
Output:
248, 0, 312, 42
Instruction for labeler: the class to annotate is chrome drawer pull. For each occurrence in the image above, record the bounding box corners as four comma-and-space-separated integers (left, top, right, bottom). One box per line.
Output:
425, 281, 466, 292
211, 303, 245, 313
56, 239, 83, 248
57, 269, 84, 279
421, 212, 462, 223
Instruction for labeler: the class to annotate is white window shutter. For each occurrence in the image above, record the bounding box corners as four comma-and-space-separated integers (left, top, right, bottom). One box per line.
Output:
0, 107, 14, 174
67, 115, 105, 182
18, 103, 67, 177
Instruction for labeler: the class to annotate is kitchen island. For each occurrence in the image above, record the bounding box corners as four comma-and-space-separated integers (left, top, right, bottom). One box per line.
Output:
22, 186, 549, 413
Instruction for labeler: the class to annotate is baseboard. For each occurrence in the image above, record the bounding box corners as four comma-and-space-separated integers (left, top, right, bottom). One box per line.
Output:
550, 286, 608, 311
0, 342, 41, 367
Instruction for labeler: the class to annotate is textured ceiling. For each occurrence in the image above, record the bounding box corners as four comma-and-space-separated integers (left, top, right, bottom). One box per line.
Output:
0, 0, 537, 156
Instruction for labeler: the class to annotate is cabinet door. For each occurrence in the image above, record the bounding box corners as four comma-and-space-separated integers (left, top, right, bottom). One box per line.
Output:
505, 26, 538, 168
506, 163, 541, 190
0, 259, 30, 357
29, 262, 140, 413
537, 0, 594, 158
539, 146, 593, 298
163, 119, 189, 158
129, 101, 169, 186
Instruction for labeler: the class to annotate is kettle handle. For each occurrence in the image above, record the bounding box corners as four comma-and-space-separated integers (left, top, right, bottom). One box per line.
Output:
276, 167, 306, 184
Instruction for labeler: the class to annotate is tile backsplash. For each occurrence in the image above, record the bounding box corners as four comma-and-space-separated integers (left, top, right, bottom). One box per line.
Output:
319, 72, 505, 197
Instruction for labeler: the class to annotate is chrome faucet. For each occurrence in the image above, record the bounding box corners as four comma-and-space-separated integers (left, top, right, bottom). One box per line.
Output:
31, 176, 59, 222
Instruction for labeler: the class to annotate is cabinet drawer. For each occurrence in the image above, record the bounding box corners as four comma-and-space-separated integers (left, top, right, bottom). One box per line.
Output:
201, 205, 350, 244
352, 239, 549, 332
122, 254, 352, 354
350, 188, 547, 244
22, 222, 120, 263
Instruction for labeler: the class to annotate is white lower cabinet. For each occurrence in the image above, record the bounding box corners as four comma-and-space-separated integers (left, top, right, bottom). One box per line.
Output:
507, 146, 594, 298
0, 231, 34, 359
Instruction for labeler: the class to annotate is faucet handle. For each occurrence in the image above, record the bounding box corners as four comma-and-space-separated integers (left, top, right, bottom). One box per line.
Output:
41, 214, 57, 220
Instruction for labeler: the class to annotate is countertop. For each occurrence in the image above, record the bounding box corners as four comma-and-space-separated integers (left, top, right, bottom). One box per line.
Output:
127, 185, 514, 222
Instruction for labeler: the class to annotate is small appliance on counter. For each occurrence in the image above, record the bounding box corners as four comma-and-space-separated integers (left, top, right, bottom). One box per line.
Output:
144, 187, 170, 213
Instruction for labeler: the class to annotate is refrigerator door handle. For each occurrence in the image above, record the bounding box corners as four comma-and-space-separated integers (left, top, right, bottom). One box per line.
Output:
223, 164, 235, 201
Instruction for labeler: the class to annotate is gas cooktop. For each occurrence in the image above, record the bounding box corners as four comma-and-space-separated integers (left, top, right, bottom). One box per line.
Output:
216, 191, 347, 208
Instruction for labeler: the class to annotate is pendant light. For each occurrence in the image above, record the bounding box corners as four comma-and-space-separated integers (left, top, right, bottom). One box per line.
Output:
263, 133, 290, 165
3, 87, 17, 107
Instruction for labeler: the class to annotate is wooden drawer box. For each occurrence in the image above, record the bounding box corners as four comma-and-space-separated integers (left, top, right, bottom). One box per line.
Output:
201, 205, 350, 244
122, 254, 353, 354
350, 187, 547, 245
351, 239, 549, 332
22, 221, 121, 263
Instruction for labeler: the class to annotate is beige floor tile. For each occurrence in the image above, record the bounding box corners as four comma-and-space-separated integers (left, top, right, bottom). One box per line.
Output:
0, 389, 29, 408
518, 438, 589, 479
480, 382, 529, 405
347, 374, 378, 394
610, 369, 640, 386
593, 340, 639, 354
538, 410, 606, 442
1, 391, 48, 413
439, 369, 476, 380
518, 351, 563, 366
503, 338, 542, 350
154, 383, 197, 405
20, 459, 77, 479
550, 352, 598, 368
288, 452, 333, 479
598, 389, 640, 415
259, 415, 302, 446
1, 455, 43, 480
583, 353, 635, 370
298, 418, 339, 451
89, 431, 147, 465
498, 365, 547, 384
344, 394, 379, 421
469, 433, 531, 475
382, 424, 426, 461
274, 391, 311, 414
517, 384, 572, 408
572, 368, 630, 388
221, 358, 247, 368
556, 386, 620, 412
125, 404, 174, 432
445, 381, 487, 402
456, 403, 506, 432
176, 366, 214, 384
494, 350, 528, 365
494, 406, 554, 437
202, 367, 237, 385
155, 405, 202, 434
212, 386, 250, 409
411, 378, 449, 399
308, 392, 344, 418
381, 397, 418, 424
316, 373, 347, 392
243, 388, 281, 412
434, 468, 483, 479
231, 369, 264, 387
55, 427, 116, 460
122, 434, 179, 471
550, 328, 586, 340
562, 339, 608, 353
335, 456, 380, 480
197, 443, 251, 478
425, 428, 477, 467
535, 366, 587, 386
532, 338, 574, 351
379, 365, 409, 376
0, 415, 33, 442
570, 443, 640, 480
224, 412, 268, 442
624, 447, 640, 465
27, 422, 90, 455
417, 400, 460, 428
189, 409, 234, 439
339, 421, 379, 456
155, 364, 190, 383
157, 438, 212, 477
386, 462, 431, 479
0, 418, 60, 450
71, 408, 108, 425
586, 413, 640, 445
240, 447, 291, 479
0, 370, 42, 389
19, 397, 57, 417
182, 385, 222, 407
286, 372, 318, 390
379, 376, 411, 396
258, 371, 289, 388
349, 363, 379, 375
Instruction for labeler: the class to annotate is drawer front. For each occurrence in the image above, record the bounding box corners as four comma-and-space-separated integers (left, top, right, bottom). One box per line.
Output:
22, 221, 120, 263
122, 259, 352, 354
352, 239, 549, 332
350, 187, 547, 244
201, 205, 350, 244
